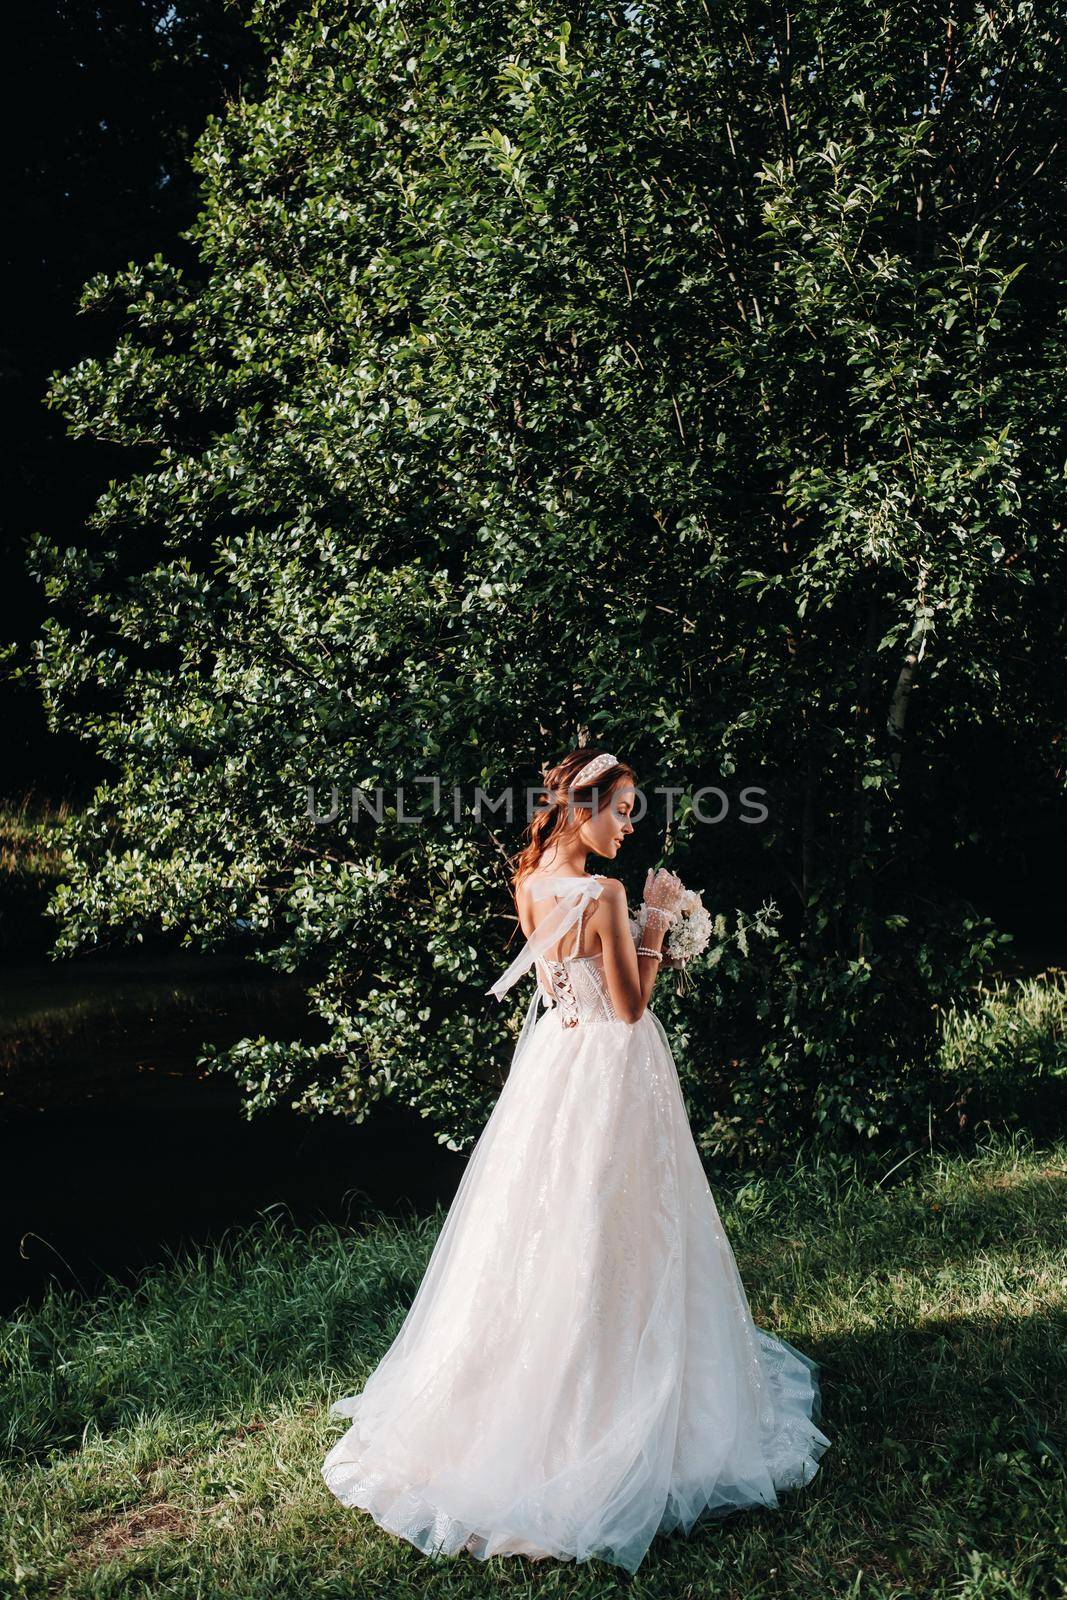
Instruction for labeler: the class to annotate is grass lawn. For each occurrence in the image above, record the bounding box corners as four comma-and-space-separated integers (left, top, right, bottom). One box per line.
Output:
0, 794, 72, 962
2, 1133, 1064, 1599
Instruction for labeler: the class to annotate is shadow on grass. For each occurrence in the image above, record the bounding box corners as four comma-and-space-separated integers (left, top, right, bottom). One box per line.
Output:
5, 1146, 1064, 1460
4, 1143, 1064, 1599
54, 1303, 1064, 1599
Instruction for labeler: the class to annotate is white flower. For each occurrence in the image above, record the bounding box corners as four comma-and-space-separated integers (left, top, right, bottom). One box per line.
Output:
666, 897, 713, 965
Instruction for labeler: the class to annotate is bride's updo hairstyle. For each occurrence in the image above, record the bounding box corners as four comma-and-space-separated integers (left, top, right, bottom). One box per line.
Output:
511, 747, 636, 888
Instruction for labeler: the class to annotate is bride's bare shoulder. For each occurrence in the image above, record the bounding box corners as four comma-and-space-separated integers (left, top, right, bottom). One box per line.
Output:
592, 877, 627, 918
513, 872, 540, 932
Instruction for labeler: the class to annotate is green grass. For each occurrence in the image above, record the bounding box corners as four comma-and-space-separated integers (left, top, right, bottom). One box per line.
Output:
0, 794, 72, 890
1, 1134, 1064, 1599
0, 793, 73, 958
932, 973, 1067, 1134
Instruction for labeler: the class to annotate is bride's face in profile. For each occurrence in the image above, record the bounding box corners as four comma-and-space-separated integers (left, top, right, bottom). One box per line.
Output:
578, 781, 635, 861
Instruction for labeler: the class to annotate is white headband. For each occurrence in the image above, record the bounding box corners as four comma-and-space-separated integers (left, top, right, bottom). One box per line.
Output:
570, 752, 618, 789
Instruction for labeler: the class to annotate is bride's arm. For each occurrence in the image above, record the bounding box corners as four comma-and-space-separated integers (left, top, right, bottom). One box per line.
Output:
594, 880, 667, 1024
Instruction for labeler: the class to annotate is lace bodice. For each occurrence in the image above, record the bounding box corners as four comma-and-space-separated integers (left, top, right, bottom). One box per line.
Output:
537, 948, 622, 1028
533, 878, 621, 1027
487, 874, 624, 1030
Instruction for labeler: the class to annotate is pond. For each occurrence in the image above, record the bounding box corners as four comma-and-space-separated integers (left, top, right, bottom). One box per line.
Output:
0, 950, 467, 1314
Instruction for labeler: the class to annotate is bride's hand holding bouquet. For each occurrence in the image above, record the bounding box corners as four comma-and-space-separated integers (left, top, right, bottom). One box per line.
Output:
634, 868, 714, 995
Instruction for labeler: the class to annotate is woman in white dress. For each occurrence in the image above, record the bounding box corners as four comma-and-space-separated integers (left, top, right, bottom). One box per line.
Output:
322, 748, 830, 1572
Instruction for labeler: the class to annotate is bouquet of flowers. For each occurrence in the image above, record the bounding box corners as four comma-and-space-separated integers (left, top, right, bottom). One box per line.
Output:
664, 889, 714, 993
633, 882, 714, 995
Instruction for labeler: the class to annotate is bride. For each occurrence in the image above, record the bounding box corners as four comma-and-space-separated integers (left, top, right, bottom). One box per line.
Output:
322, 747, 830, 1572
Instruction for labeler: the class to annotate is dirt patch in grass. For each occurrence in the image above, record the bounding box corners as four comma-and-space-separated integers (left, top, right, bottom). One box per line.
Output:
73, 1497, 198, 1563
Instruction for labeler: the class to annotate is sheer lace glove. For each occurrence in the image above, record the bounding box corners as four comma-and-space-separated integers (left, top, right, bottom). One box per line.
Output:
639, 868, 686, 936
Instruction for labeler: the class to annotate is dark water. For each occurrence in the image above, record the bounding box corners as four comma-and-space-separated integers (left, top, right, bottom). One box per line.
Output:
0, 952, 468, 1314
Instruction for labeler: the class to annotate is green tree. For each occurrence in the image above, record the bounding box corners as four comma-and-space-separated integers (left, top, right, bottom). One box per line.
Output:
27, 0, 1067, 1156
3, 0, 261, 792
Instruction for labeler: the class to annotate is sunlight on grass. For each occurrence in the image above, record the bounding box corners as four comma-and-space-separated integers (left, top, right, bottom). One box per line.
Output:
933, 974, 1067, 1132
0, 794, 72, 891
1, 1134, 1063, 1597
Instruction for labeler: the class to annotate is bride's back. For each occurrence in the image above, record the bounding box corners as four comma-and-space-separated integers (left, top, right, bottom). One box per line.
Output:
513, 873, 625, 1027
516, 873, 605, 964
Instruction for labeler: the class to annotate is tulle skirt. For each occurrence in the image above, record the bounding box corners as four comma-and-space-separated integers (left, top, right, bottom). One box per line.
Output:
322, 1005, 830, 1572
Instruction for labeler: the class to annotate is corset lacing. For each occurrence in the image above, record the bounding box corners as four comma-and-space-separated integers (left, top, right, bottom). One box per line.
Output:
543, 960, 581, 1028
535, 897, 622, 1028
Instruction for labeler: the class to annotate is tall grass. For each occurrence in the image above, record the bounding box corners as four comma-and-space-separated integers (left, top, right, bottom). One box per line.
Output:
0, 793, 70, 892
0, 793, 73, 960
933, 973, 1067, 1135
1, 1134, 1063, 1598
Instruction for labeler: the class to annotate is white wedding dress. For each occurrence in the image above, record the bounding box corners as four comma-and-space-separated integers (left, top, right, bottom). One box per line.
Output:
322, 874, 830, 1572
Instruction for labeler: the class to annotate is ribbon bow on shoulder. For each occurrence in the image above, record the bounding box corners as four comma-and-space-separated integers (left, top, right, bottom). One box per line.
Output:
487, 876, 605, 1001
